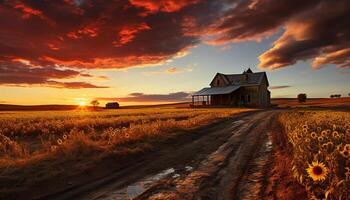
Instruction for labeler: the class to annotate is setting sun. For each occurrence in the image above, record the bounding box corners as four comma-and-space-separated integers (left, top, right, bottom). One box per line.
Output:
78, 101, 87, 107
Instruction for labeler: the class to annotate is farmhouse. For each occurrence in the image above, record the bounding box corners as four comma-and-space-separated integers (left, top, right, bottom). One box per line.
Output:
105, 102, 120, 109
192, 68, 270, 107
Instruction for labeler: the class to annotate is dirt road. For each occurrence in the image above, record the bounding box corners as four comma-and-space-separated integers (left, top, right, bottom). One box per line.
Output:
45, 110, 280, 200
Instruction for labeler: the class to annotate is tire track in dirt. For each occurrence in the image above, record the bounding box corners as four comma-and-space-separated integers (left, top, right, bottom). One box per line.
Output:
136, 110, 279, 200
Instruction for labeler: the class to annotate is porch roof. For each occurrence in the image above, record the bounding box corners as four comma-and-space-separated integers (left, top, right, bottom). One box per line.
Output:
192, 85, 240, 96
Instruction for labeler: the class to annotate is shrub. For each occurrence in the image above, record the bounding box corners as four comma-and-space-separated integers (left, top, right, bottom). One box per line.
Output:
297, 93, 307, 103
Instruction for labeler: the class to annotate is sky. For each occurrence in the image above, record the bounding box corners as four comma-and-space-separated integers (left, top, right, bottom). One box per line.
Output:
0, 0, 349, 105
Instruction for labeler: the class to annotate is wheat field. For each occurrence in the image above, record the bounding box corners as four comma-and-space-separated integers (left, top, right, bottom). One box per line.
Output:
0, 108, 250, 191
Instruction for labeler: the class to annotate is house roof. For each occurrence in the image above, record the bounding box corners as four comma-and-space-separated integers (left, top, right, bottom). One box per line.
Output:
224, 72, 266, 85
193, 69, 269, 96
209, 71, 268, 87
192, 85, 240, 96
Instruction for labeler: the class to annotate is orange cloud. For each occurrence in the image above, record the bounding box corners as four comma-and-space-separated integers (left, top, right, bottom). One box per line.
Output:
114, 23, 151, 46
144, 65, 194, 75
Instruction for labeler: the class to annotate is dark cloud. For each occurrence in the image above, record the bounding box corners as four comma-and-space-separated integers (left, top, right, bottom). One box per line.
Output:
269, 85, 291, 90
0, 61, 108, 88
208, 0, 319, 44
207, 0, 350, 69
97, 92, 190, 102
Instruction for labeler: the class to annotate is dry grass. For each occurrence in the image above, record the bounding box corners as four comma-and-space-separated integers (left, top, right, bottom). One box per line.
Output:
279, 110, 350, 200
272, 97, 350, 108
0, 107, 250, 193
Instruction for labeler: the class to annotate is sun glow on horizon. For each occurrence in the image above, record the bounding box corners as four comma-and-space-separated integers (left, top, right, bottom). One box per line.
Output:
75, 98, 88, 107
78, 101, 87, 106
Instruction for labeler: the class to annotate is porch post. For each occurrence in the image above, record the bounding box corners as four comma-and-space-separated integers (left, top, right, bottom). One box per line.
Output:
192, 95, 194, 107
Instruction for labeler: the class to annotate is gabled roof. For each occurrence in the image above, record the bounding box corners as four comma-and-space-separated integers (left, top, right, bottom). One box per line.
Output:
193, 85, 240, 96
209, 73, 230, 86
224, 72, 267, 86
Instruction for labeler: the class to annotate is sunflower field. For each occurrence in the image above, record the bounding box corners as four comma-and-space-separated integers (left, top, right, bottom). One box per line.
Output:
279, 110, 350, 200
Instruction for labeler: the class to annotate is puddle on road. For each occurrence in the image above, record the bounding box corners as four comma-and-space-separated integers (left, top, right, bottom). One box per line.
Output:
232, 120, 244, 125
185, 166, 193, 171
264, 140, 272, 151
99, 166, 193, 200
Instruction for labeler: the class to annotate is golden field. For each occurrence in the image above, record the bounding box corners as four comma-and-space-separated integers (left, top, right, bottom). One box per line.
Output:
279, 110, 350, 200
0, 108, 250, 194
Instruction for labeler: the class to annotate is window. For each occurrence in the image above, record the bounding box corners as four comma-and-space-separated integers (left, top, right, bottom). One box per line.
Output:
247, 94, 251, 103
217, 79, 220, 86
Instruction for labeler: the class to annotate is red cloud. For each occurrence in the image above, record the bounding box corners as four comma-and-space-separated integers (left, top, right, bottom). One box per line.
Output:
0, 0, 205, 71
14, 3, 44, 19
129, 0, 200, 15
114, 23, 151, 46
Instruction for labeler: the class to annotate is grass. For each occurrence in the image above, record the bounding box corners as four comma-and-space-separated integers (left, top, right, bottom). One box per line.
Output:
272, 97, 350, 108
0, 107, 251, 196
278, 110, 350, 199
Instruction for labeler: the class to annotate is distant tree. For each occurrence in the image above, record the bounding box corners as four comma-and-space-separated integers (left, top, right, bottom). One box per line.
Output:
297, 93, 307, 103
338, 94, 342, 98
330, 95, 334, 98
90, 100, 100, 109
348, 93, 350, 97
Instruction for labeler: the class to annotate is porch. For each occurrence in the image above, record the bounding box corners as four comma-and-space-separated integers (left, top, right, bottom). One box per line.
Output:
191, 85, 241, 107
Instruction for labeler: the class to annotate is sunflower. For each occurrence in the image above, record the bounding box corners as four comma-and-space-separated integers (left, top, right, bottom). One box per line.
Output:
311, 132, 317, 139
306, 161, 329, 182
341, 150, 350, 158
332, 131, 340, 139
327, 142, 333, 148
63, 134, 67, 140
337, 144, 344, 152
57, 139, 63, 145
318, 136, 324, 142
345, 144, 350, 151
51, 145, 57, 151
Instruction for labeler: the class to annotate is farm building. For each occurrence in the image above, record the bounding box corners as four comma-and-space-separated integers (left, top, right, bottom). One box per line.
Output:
192, 68, 270, 107
105, 102, 120, 109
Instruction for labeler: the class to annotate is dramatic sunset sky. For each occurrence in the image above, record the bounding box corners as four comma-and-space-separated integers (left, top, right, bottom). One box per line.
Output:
0, 0, 349, 105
